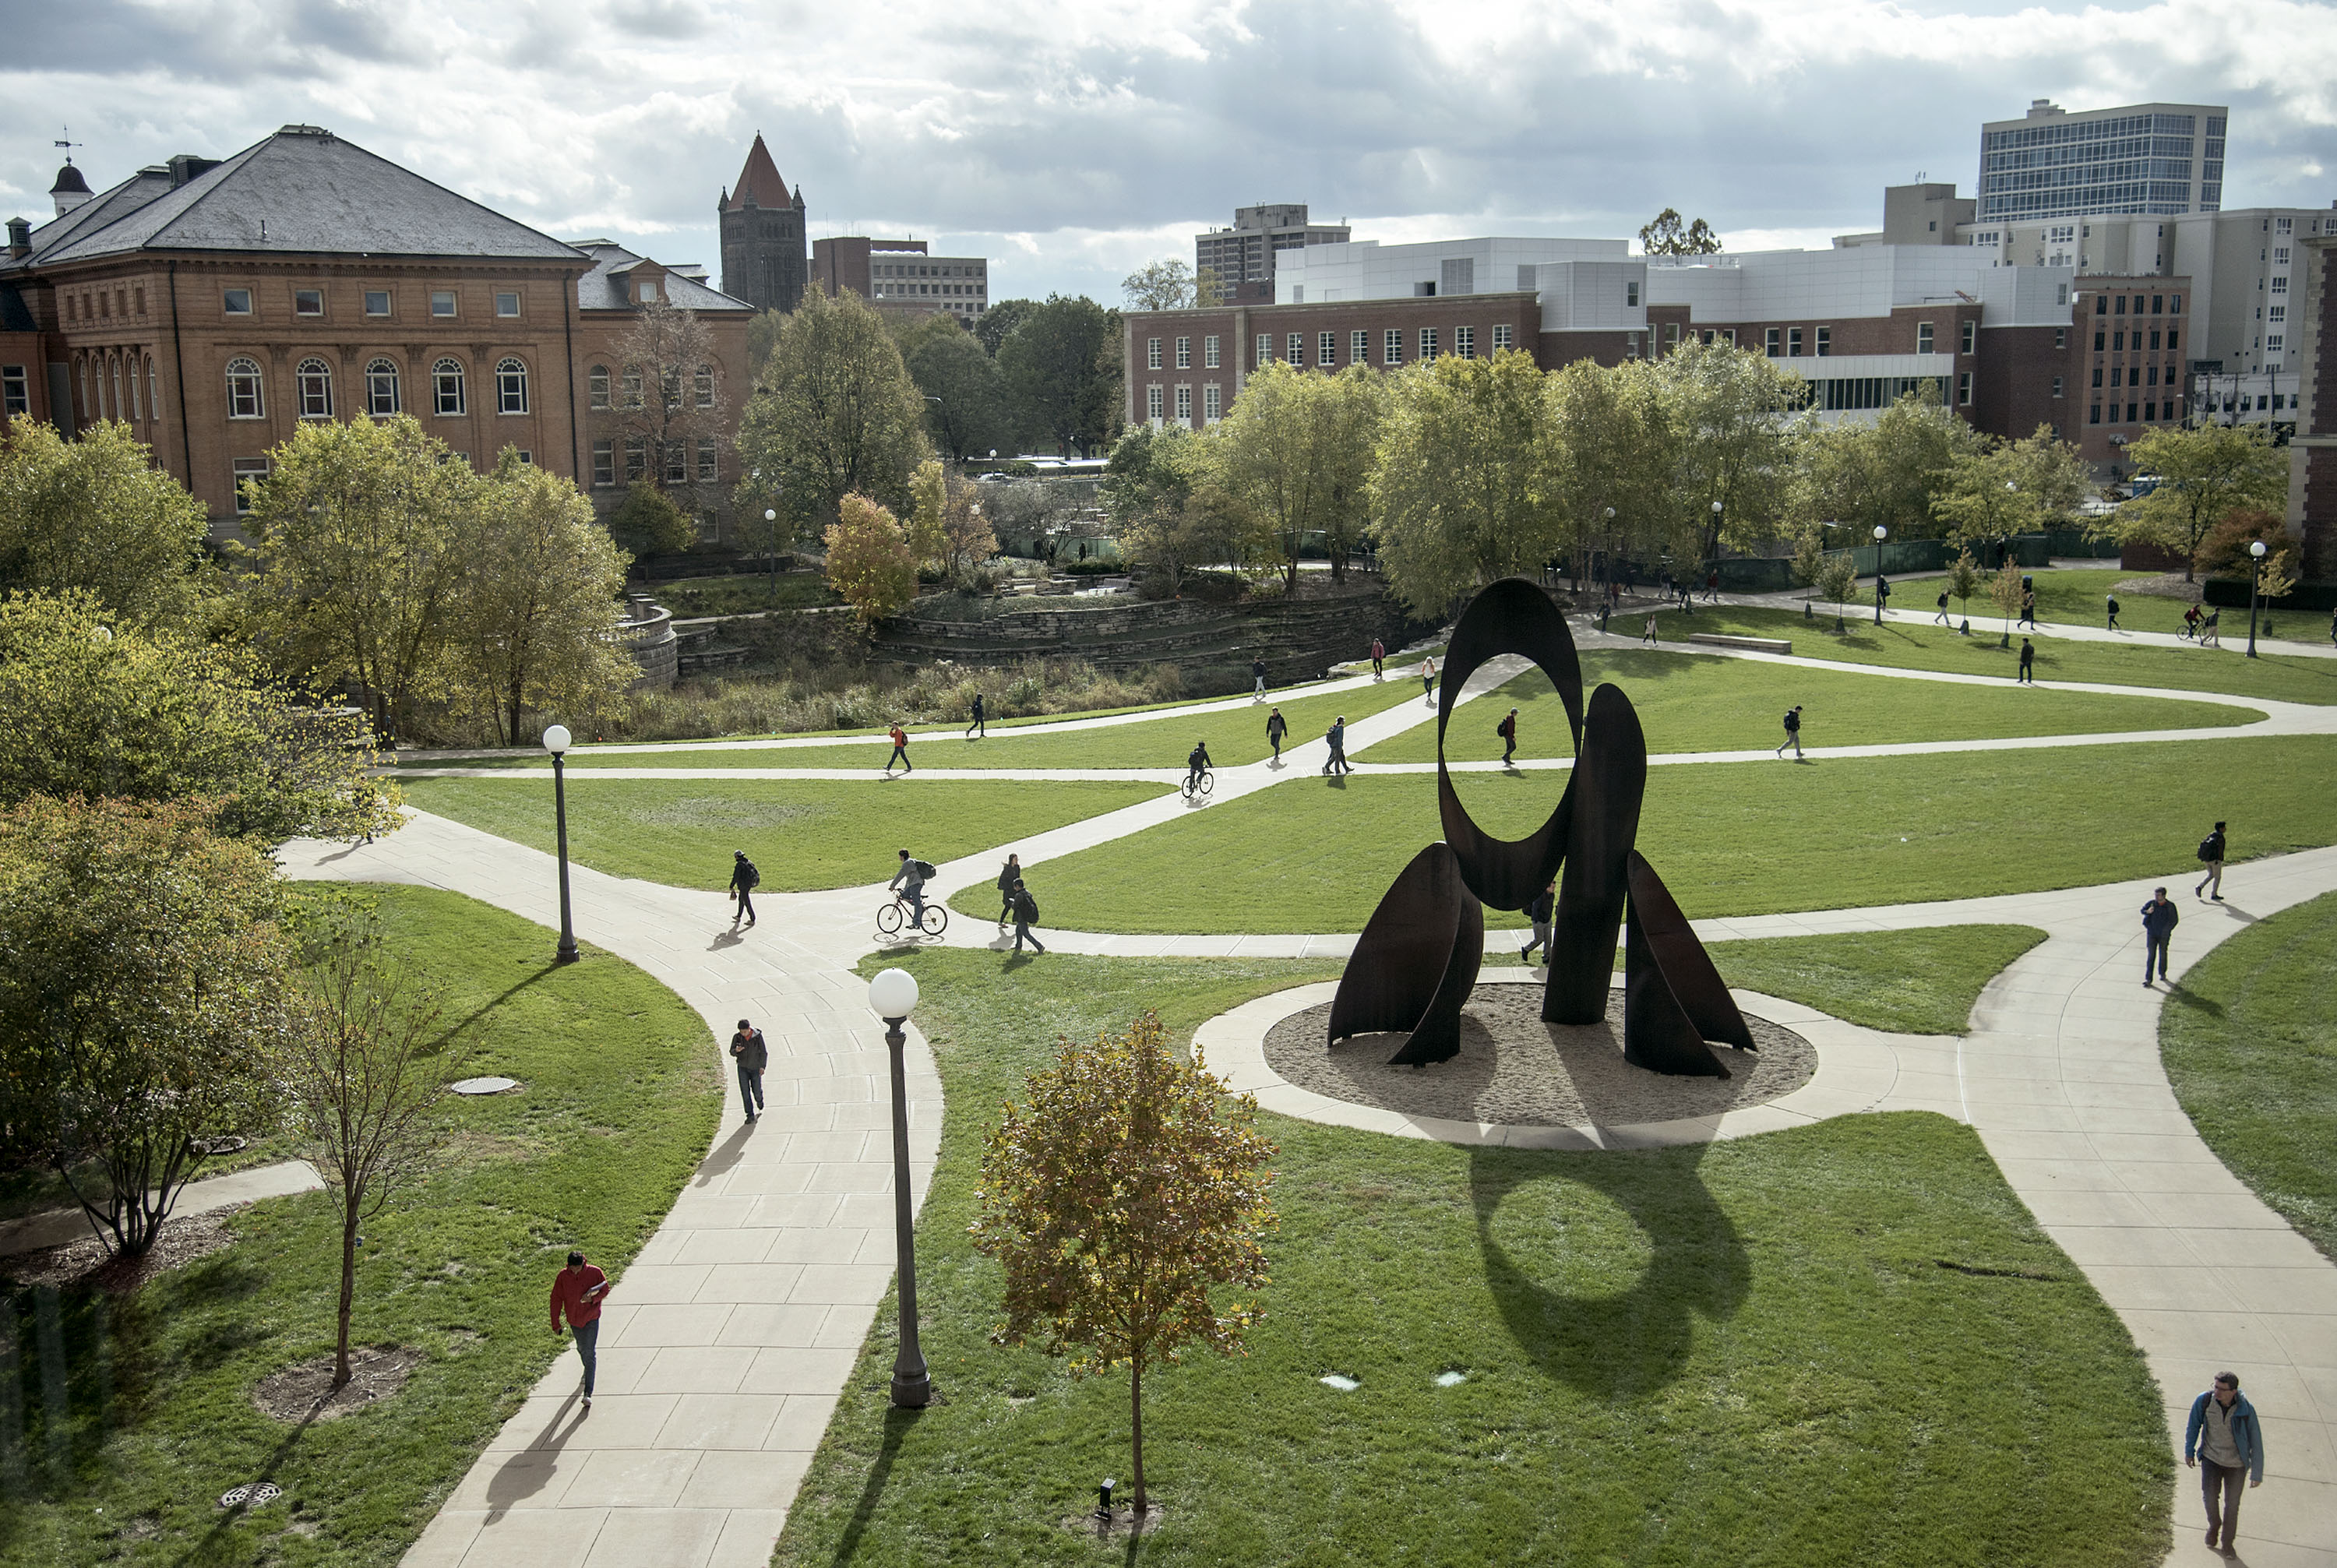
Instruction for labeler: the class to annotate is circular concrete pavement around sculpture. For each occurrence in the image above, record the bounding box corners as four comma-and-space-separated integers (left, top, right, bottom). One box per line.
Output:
1270, 983, 1814, 1129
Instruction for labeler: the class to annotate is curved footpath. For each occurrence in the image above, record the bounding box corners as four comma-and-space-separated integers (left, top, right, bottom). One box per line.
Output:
273, 636, 2337, 1568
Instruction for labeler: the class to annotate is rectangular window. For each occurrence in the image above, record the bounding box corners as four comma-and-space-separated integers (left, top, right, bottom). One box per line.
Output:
1763, 327, 1779, 357
1419, 328, 1438, 362
0, 365, 26, 416
1662, 323, 1680, 351
1455, 326, 1475, 359
294, 287, 323, 316
590, 367, 610, 409
2168, 329, 2180, 352
1385, 329, 1402, 365
1351, 329, 1368, 362
2147, 365, 2159, 387
1787, 327, 1803, 357
1287, 333, 1303, 362
1146, 385, 1164, 421
2170, 294, 2183, 315
1175, 384, 1192, 421
1147, 338, 1162, 369
2089, 404, 2101, 425
1626, 280, 1640, 307
1493, 324, 1512, 351
694, 368, 714, 408
624, 439, 645, 481
2093, 368, 2103, 388
697, 439, 717, 483
1961, 319, 1976, 354
2115, 296, 2127, 315
2127, 403, 2138, 423
2149, 329, 2162, 349
2111, 367, 2123, 388
591, 439, 615, 487
2145, 401, 2158, 421
224, 288, 253, 315
1204, 335, 1221, 368
496, 291, 520, 318
1958, 371, 1972, 406
1204, 383, 1221, 421
2055, 328, 2067, 350
2266, 333, 2284, 352
365, 289, 392, 316
431, 289, 457, 318
1175, 337, 1190, 369
2094, 330, 2105, 351
2152, 294, 2165, 313
664, 445, 686, 484
1320, 331, 1338, 364
2272, 277, 2288, 294
2113, 330, 2124, 351
1815, 326, 1831, 357
1257, 334, 1271, 365
232, 457, 270, 513
2052, 376, 2064, 398
1917, 322, 1935, 354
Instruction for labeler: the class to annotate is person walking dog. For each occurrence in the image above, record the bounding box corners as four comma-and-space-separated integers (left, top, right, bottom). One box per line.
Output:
965, 692, 986, 738
1010, 877, 1046, 954
1775, 705, 1803, 759
1266, 706, 1288, 765
2142, 887, 2179, 985
1498, 706, 1519, 766
883, 723, 911, 775
2195, 822, 2227, 901
550, 1251, 612, 1411
2185, 1372, 2265, 1556
995, 853, 1022, 926
728, 1019, 767, 1121
728, 850, 760, 928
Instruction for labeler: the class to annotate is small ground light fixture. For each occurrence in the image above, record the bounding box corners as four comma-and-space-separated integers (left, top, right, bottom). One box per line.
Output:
1097, 1478, 1115, 1518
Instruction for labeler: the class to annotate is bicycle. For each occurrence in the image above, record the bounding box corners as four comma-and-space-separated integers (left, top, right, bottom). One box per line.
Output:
1180, 769, 1214, 802
876, 896, 949, 939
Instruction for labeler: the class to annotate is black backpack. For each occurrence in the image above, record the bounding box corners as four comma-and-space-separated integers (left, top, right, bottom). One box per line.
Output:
1782, 710, 1799, 731
912, 858, 938, 880
738, 858, 760, 889
2198, 838, 2216, 862
1014, 888, 1039, 924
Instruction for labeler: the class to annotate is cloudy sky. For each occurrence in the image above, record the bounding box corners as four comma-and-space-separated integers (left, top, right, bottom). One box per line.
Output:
3, 0, 2333, 305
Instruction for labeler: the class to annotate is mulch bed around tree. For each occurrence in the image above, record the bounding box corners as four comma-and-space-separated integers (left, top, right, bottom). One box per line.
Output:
0, 1206, 244, 1292
252, 1344, 425, 1424
1262, 984, 1814, 1129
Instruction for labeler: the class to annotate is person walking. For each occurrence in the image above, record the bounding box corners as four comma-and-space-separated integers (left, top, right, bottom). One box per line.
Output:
2185, 1372, 2265, 1556
1599, 595, 1612, 635
966, 692, 986, 739
2202, 607, 2222, 647
889, 848, 932, 925
2195, 821, 2227, 901
1420, 655, 1437, 705
1641, 614, 1658, 645
2106, 593, 2122, 630
2141, 886, 2179, 986
1497, 706, 1519, 766
1521, 879, 1555, 965
1323, 715, 1350, 775
2019, 587, 2036, 629
1265, 706, 1288, 765
728, 1019, 767, 1121
550, 1251, 612, 1411
1934, 589, 1951, 625
728, 850, 760, 928
1706, 569, 1720, 604
2017, 637, 2036, 683
1775, 705, 1803, 759
1010, 876, 1046, 954
883, 723, 911, 775
1369, 638, 1385, 680
1251, 655, 1269, 702
996, 853, 1022, 926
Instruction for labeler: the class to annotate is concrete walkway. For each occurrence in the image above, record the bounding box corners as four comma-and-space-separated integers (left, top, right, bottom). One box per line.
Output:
0, 1159, 323, 1259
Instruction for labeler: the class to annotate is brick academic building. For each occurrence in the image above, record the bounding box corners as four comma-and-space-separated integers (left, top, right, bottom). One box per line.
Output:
1, 125, 752, 535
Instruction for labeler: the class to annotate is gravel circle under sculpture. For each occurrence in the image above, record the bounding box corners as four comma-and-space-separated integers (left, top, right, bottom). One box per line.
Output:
1261, 984, 1815, 1129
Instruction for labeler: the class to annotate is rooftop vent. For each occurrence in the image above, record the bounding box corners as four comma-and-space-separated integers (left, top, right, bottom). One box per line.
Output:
167, 153, 221, 189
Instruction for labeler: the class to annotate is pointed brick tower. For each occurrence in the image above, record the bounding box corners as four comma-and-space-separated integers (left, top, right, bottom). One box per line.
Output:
719, 132, 806, 313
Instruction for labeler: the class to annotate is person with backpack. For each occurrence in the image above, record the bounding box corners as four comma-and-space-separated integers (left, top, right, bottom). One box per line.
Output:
889, 848, 933, 925
1775, 705, 1803, 759
728, 850, 760, 928
2186, 1371, 2266, 1556
2202, 607, 2222, 647
1186, 740, 1213, 794
728, 1018, 767, 1122
1010, 877, 1046, 954
1265, 706, 1288, 765
2019, 588, 2036, 629
2018, 637, 2036, 683
1934, 589, 1951, 625
2141, 887, 2180, 985
2106, 594, 2122, 630
883, 723, 911, 775
2195, 822, 2227, 901
1251, 655, 1269, 702
995, 853, 1022, 926
1497, 706, 1519, 766
1521, 879, 1555, 965
1369, 637, 1385, 679
1323, 716, 1350, 775
966, 692, 986, 739
2183, 603, 2203, 640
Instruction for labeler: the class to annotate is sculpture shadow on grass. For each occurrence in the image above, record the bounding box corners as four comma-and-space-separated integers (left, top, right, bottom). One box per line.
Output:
1465, 1143, 1750, 1400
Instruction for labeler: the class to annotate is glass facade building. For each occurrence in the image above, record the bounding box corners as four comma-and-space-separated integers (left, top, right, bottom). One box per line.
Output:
1978, 101, 2226, 223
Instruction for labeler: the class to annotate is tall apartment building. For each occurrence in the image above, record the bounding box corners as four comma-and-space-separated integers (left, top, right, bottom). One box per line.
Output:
2286, 232, 2335, 578
811, 237, 989, 321
1193, 204, 1351, 305
1978, 98, 2227, 224
718, 133, 808, 314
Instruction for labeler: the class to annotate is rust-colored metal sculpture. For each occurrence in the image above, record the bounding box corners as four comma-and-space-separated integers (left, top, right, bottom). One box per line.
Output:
1328, 577, 1747, 1075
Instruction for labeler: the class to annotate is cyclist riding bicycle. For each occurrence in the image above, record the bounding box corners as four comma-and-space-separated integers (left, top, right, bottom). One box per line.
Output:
1186, 741, 1212, 792
888, 848, 934, 925
2182, 603, 2203, 640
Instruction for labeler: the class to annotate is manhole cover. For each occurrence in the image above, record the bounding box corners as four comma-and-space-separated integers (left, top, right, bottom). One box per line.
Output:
218, 1482, 282, 1510
450, 1076, 520, 1096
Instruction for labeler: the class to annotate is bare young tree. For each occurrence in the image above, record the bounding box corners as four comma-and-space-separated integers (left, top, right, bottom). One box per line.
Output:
287, 920, 455, 1390
605, 299, 729, 526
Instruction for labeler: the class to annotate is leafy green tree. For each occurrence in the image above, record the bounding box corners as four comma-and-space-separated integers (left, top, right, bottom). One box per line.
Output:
1640, 209, 1724, 255
1814, 548, 1860, 631
1193, 266, 1227, 309
0, 590, 395, 844
0, 415, 213, 630
0, 795, 298, 1255
1946, 548, 1982, 629
241, 414, 472, 740
908, 460, 998, 587
1369, 350, 1562, 614
1546, 357, 1673, 576
1105, 425, 1219, 597
898, 314, 1020, 459
824, 493, 918, 624
2103, 422, 2286, 580
439, 453, 636, 745
1794, 386, 1984, 540
998, 294, 1123, 458
1214, 363, 1386, 588
1655, 339, 1803, 559
608, 477, 695, 558
1122, 259, 1198, 312
971, 1012, 1275, 1518
736, 284, 931, 542
973, 298, 1041, 358
1928, 441, 2048, 549
1989, 553, 2026, 645
2002, 424, 2090, 528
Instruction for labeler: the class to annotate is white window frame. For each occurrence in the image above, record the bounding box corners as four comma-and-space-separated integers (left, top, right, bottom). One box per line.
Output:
1492, 324, 1512, 352
232, 457, 270, 514
495, 356, 529, 414
1146, 384, 1164, 421
430, 289, 458, 319
1287, 333, 1303, 362
1203, 383, 1221, 422
696, 438, 718, 484
1320, 331, 1337, 364
495, 290, 521, 319
294, 287, 324, 317
1175, 336, 1190, 369
694, 368, 715, 408
225, 356, 265, 419
365, 358, 400, 416
1384, 329, 1402, 365
1204, 335, 1221, 368
223, 288, 253, 316
432, 357, 466, 416
365, 289, 393, 317
1175, 384, 1192, 421
0, 365, 27, 417
1352, 329, 1369, 361
590, 365, 611, 409
591, 439, 615, 487
1147, 337, 1163, 370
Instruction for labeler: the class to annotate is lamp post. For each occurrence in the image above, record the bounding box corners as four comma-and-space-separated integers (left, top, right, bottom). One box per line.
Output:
2247, 538, 2267, 659
1872, 524, 1888, 624
867, 967, 932, 1408
542, 724, 580, 964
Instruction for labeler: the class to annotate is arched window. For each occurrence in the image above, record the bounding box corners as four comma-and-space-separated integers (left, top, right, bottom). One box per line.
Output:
495, 357, 529, 414
432, 358, 465, 416
225, 357, 264, 419
107, 357, 121, 421
125, 354, 139, 421
146, 357, 159, 422
296, 357, 333, 418
588, 364, 611, 410
693, 366, 715, 408
365, 358, 401, 416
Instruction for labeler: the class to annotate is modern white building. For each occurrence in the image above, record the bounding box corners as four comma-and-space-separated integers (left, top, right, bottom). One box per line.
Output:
1978, 98, 2228, 224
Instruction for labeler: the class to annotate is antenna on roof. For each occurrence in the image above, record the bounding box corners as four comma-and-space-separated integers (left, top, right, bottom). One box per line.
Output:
55, 129, 82, 164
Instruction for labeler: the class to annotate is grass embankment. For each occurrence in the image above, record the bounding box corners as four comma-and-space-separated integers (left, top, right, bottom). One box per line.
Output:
770, 949, 2170, 1566
398, 776, 1172, 890
2161, 889, 2337, 1262
2016, 567, 2191, 637
1356, 650, 2251, 766
647, 572, 841, 618
1668, 606, 2337, 705
981, 735, 2337, 934
0, 884, 721, 1567
1711, 925, 2047, 1034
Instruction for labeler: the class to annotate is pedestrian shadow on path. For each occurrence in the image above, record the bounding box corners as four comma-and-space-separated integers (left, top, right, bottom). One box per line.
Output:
482, 1394, 588, 1522
709, 928, 746, 951
692, 1121, 757, 1189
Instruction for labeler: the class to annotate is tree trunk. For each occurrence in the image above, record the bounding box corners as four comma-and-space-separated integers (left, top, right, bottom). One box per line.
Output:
335, 1194, 360, 1390
1129, 1357, 1147, 1513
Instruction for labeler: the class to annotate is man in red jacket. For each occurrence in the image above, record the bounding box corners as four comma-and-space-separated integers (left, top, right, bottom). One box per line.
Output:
550, 1250, 612, 1409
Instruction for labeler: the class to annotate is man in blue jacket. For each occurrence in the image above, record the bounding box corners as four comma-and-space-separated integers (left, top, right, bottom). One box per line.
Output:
2141, 886, 2179, 986
2185, 1372, 2265, 1555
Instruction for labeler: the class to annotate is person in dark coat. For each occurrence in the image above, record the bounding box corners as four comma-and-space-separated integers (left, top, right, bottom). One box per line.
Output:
1010, 877, 1046, 954
729, 851, 760, 928
965, 692, 986, 738
996, 853, 1022, 925
728, 1018, 767, 1120
1521, 880, 1555, 964
1498, 706, 1519, 766
2106, 593, 2122, 630
549, 1252, 612, 1410
1775, 705, 1802, 759
2141, 887, 2179, 985
2186, 1371, 2266, 1556
1251, 656, 1269, 701
2017, 637, 2036, 683
1323, 716, 1350, 775
1265, 706, 1288, 764
2195, 822, 2227, 901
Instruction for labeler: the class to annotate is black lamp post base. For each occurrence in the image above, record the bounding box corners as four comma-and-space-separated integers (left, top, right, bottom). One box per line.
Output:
555, 945, 580, 964
890, 1369, 932, 1408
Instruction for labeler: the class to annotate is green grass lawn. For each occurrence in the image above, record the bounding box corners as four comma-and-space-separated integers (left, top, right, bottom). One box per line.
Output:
979, 735, 2337, 933
1355, 650, 2251, 765
770, 949, 2170, 1566
1672, 606, 2337, 705
2160, 889, 2337, 1262
2013, 567, 2191, 636
647, 572, 841, 618
1710, 925, 2047, 1034
399, 775, 1172, 890
0, 884, 721, 1567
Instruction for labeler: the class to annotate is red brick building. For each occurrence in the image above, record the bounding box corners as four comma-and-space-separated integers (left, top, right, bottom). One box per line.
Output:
1, 125, 751, 535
